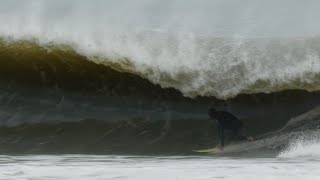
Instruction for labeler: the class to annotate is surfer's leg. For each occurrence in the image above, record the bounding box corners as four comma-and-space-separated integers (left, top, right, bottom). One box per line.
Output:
234, 127, 247, 140
236, 127, 255, 141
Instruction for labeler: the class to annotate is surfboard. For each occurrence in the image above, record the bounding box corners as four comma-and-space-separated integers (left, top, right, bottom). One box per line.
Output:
193, 147, 221, 153
193, 141, 247, 153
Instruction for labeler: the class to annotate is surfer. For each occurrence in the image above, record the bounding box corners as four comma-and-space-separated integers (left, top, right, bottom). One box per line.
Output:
208, 107, 255, 150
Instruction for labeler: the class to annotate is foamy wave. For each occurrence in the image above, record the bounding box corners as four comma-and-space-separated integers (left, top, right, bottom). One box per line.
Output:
278, 132, 320, 158
2, 0, 320, 98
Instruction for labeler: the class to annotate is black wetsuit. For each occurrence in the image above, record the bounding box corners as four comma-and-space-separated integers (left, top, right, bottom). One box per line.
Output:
209, 110, 244, 146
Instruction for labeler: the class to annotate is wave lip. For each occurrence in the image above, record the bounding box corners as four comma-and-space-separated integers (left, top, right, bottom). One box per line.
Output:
2, 37, 320, 99
2, 1, 320, 99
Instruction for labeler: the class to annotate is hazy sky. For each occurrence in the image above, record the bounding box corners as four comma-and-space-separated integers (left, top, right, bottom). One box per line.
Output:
1, 0, 320, 37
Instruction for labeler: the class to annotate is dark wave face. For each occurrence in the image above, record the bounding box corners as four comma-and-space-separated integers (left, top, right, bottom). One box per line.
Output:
0, 40, 320, 155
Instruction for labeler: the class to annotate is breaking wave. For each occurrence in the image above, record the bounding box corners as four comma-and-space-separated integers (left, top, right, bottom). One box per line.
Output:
278, 136, 320, 158
1, 0, 320, 155
2, 36, 320, 99
1, 0, 320, 98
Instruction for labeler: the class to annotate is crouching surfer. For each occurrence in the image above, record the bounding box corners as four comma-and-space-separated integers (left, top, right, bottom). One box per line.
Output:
208, 107, 255, 150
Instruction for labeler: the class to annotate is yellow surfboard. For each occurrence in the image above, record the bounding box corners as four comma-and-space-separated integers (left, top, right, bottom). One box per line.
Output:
193, 147, 221, 153
193, 142, 244, 153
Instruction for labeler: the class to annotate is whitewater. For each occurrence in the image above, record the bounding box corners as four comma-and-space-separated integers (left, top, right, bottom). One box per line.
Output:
2, 134, 320, 179
1, 0, 320, 98
1, 154, 320, 180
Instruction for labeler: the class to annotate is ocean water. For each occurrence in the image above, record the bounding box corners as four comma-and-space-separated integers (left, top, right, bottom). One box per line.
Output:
1, 0, 320, 179
1, 135, 320, 180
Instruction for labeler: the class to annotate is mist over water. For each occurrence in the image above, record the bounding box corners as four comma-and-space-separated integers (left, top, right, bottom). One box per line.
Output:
2, 0, 320, 37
